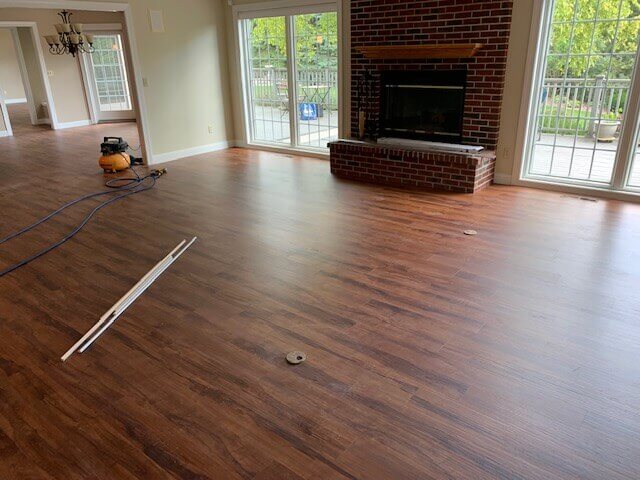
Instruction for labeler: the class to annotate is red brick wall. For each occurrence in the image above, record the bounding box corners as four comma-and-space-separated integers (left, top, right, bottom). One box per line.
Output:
350, 0, 513, 149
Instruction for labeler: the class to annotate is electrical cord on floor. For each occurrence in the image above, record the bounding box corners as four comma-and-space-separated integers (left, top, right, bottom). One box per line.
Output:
0, 159, 167, 278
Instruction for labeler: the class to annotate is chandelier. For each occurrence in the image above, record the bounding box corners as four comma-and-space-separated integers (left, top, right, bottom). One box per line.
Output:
44, 10, 94, 57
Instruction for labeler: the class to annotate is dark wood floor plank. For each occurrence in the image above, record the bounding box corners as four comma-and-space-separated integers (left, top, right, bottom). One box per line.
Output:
1, 103, 640, 478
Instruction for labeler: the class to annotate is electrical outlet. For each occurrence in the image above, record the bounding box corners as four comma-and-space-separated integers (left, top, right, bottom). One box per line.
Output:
208, 125, 214, 134
501, 146, 510, 159
47, 70, 54, 77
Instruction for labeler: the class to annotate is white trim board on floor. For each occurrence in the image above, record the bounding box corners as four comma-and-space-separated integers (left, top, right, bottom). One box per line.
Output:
0, 130, 11, 137
56, 119, 92, 129
4, 98, 27, 104
152, 141, 237, 165
493, 173, 513, 185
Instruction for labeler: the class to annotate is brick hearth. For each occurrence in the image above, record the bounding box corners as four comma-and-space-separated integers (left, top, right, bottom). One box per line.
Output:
329, 141, 496, 193
330, 0, 512, 193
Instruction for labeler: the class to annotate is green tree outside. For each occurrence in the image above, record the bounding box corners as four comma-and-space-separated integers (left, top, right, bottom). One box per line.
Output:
547, 0, 640, 79
248, 13, 338, 69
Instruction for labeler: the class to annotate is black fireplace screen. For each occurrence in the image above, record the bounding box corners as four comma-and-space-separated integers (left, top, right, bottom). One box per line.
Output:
379, 70, 467, 143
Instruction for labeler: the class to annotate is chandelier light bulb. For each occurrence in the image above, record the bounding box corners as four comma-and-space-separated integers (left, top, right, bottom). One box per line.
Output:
45, 10, 95, 57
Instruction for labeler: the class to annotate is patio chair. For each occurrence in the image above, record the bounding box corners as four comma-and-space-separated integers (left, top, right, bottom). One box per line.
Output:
276, 82, 290, 118
537, 87, 548, 141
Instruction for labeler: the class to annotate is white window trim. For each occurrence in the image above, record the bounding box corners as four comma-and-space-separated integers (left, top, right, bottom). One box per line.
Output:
231, 0, 345, 154
510, 0, 640, 202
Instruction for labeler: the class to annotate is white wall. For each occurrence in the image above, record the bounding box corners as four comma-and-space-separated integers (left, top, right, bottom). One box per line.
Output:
1, 0, 235, 160
0, 28, 25, 101
72, 0, 235, 158
496, 0, 535, 181
122, 0, 234, 156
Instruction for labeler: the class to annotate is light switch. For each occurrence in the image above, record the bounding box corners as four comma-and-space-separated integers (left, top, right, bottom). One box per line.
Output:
47, 70, 54, 76
142, 77, 149, 87
149, 10, 165, 33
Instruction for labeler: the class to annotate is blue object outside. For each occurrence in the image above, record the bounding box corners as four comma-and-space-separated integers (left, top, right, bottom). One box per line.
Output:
299, 103, 318, 121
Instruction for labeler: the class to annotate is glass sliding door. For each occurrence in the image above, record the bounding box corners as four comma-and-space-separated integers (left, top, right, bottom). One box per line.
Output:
523, 0, 640, 192
239, 8, 339, 151
243, 16, 290, 145
293, 12, 339, 148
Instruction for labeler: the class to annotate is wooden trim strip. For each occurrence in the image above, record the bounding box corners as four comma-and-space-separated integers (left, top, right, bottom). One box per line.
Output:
61, 238, 195, 361
356, 43, 483, 59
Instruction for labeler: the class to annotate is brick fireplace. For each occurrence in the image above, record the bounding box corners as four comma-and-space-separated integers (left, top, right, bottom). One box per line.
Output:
329, 0, 513, 193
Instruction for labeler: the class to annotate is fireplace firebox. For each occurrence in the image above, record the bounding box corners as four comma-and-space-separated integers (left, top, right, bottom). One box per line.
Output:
379, 70, 467, 143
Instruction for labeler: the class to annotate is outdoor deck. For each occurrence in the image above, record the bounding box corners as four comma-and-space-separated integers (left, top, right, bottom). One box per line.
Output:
531, 133, 640, 186
253, 105, 339, 148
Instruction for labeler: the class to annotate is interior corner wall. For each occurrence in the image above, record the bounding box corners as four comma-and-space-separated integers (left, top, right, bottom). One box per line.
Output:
0, 28, 25, 101
495, 0, 535, 180
123, 0, 234, 157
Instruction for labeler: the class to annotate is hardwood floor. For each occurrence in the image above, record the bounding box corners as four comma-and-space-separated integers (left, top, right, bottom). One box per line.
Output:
1, 113, 640, 479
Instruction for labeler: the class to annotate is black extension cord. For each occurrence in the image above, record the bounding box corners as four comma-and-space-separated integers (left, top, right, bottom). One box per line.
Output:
0, 158, 166, 278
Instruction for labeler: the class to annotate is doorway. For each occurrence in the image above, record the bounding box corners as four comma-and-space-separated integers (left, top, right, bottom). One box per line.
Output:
80, 31, 136, 123
237, 4, 340, 152
520, 0, 640, 194
0, 24, 56, 136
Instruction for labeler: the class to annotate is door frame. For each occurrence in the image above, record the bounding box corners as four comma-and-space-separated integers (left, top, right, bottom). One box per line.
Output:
0, 91, 12, 137
232, 0, 344, 158
11, 27, 38, 125
0, 21, 59, 132
0, 0, 154, 163
78, 23, 136, 124
509, 0, 640, 202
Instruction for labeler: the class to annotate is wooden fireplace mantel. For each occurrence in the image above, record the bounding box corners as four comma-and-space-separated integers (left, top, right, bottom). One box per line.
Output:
355, 43, 483, 59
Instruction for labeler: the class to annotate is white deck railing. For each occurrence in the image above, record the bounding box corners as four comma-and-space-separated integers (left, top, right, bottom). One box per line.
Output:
539, 77, 630, 135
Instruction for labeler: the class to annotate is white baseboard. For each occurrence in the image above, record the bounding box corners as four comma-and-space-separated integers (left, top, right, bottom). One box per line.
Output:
493, 173, 513, 185
37, 118, 51, 125
55, 119, 92, 130
0, 130, 11, 137
5, 98, 27, 104
151, 140, 236, 164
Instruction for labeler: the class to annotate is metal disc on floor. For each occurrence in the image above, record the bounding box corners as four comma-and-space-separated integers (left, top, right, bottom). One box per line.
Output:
463, 229, 477, 236
286, 351, 307, 365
